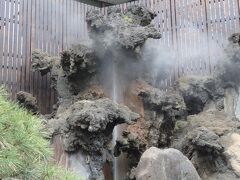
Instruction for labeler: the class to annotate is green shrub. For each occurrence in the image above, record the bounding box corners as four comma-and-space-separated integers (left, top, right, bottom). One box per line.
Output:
0, 87, 79, 179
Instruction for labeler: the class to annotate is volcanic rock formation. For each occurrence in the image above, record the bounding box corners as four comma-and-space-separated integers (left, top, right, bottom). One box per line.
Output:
16, 91, 39, 114
32, 5, 161, 179
175, 76, 225, 114
49, 98, 139, 179
86, 5, 161, 52
31, 3, 240, 180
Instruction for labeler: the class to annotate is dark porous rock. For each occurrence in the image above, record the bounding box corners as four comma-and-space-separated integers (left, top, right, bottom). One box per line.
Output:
74, 85, 105, 101
175, 76, 225, 115
125, 5, 157, 26
214, 33, 240, 89
49, 98, 140, 179
61, 44, 97, 79
135, 147, 201, 180
59, 44, 99, 95
32, 49, 54, 75
228, 33, 240, 45
86, 5, 161, 52
189, 127, 223, 154
114, 131, 146, 168
172, 110, 240, 179
181, 127, 228, 177
181, 127, 224, 158
17, 91, 39, 114
138, 87, 186, 115
31, 49, 60, 88
139, 86, 187, 147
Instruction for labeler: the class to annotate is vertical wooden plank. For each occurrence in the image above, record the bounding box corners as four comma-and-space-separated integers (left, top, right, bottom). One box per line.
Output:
3, 0, 10, 87
207, 0, 214, 73
20, 0, 26, 91
77, 1, 80, 41
43, 0, 49, 113
5, 0, 10, 88
33, 0, 38, 99
68, 0, 71, 47
12, 0, 19, 98
236, 0, 240, 29
0, 0, 5, 84
190, 0, 195, 74
38, 0, 43, 109
218, 0, 224, 46
46, 0, 52, 113
73, 0, 77, 44
49, 0, 53, 55
178, 0, 184, 76
42, 0, 46, 52
169, 0, 174, 47
62, 0, 65, 50
8, 0, 14, 93
60, 0, 64, 51
65, 0, 69, 49
231, 0, 236, 33
78, 2, 82, 41
46, 0, 49, 54
28, 0, 34, 96
58, 0, 62, 54
34, 0, 40, 104
170, 0, 177, 79
201, 0, 209, 74
228, 0, 234, 36
26, 0, 31, 93
17, 0, 23, 92
167, 0, 171, 46
26, 1, 32, 93
196, 0, 202, 75
54, 0, 57, 55
37, 0, 40, 49
220, 0, 226, 45
9, 0, 14, 94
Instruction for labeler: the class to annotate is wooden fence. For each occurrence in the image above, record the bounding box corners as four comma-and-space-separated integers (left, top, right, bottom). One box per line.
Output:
0, 0, 239, 113
0, 0, 94, 113
104, 0, 240, 87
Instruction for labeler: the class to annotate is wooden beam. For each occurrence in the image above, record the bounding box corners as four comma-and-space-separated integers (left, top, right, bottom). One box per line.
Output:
75, 0, 136, 7
75, 0, 109, 7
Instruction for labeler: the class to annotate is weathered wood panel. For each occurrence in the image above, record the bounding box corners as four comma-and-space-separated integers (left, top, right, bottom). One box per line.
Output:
0, 0, 92, 114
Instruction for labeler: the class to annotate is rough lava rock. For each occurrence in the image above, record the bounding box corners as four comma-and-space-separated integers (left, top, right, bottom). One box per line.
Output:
181, 127, 227, 174
16, 91, 39, 114
32, 49, 55, 75
113, 83, 187, 178
86, 5, 161, 53
61, 44, 97, 79
188, 127, 224, 154
124, 5, 157, 26
214, 33, 240, 89
139, 86, 187, 147
175, 76, 225, 115
136, 147, 201, 180
172, 110, 240, 179
224, 133, 240, 177
32, 49, 61, 88
49, 98, 140, 179
114, 130, 146, 169
30, 6, 240, 180
51, 98, 140, 152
